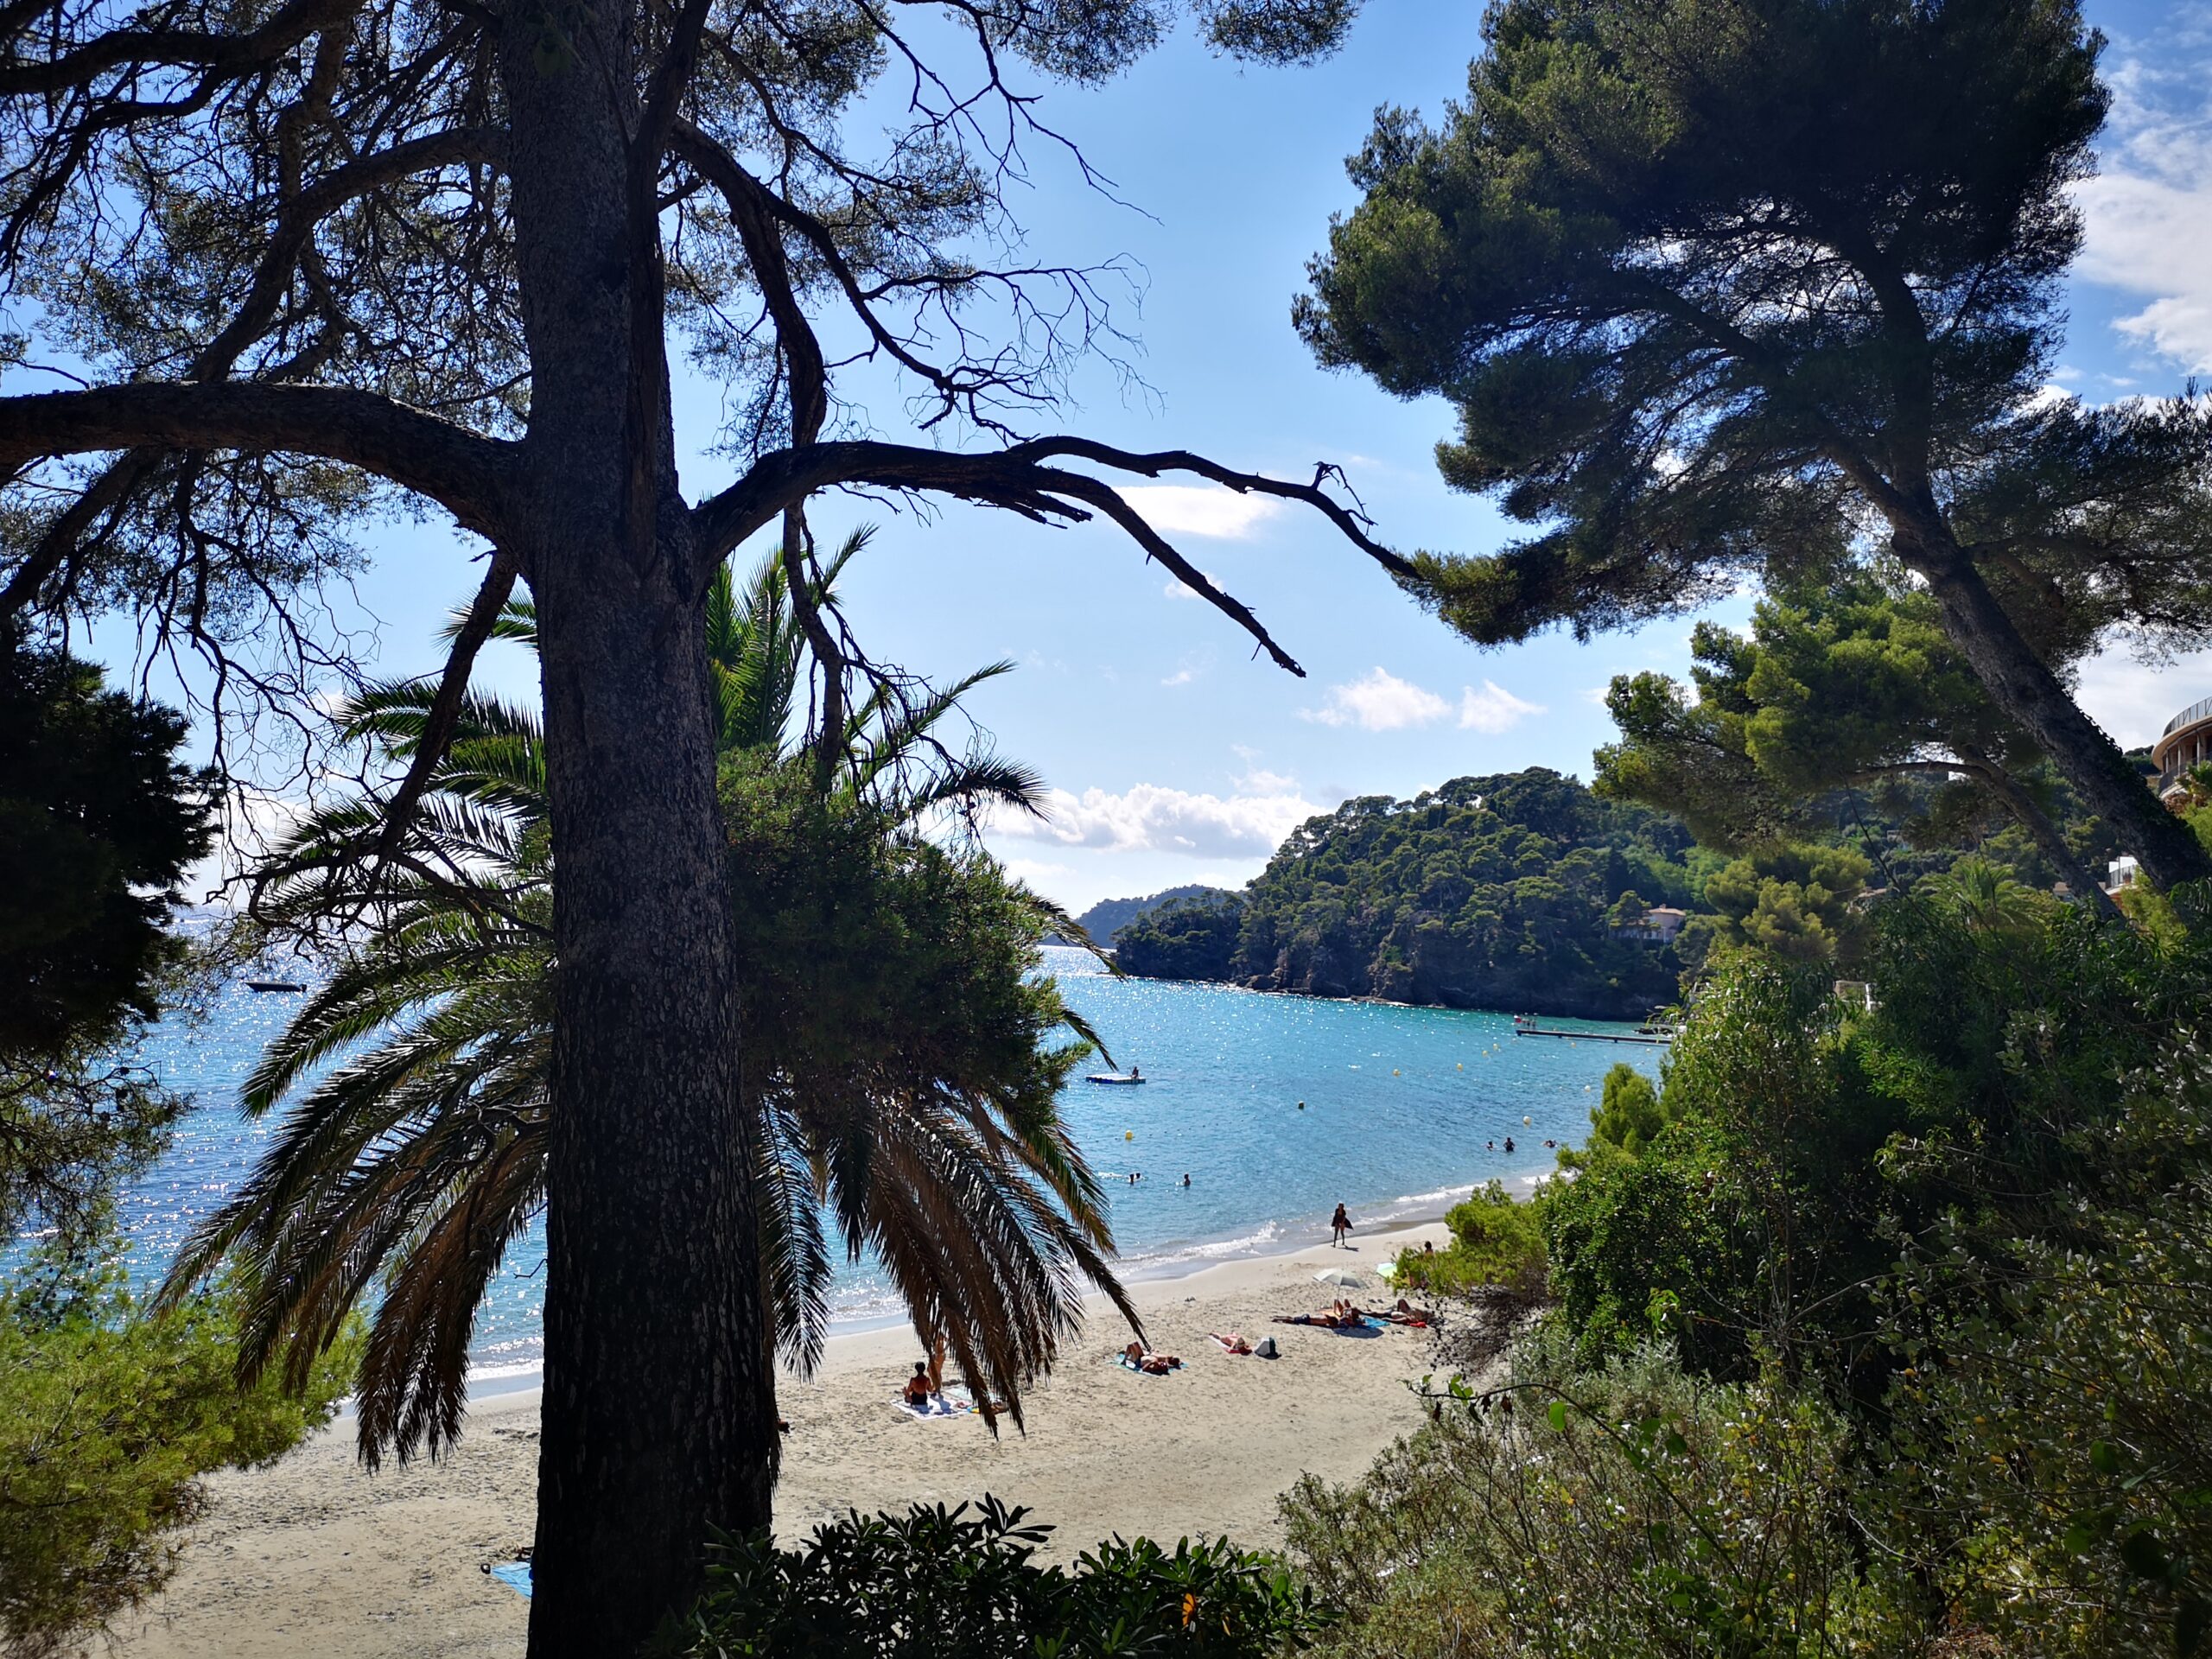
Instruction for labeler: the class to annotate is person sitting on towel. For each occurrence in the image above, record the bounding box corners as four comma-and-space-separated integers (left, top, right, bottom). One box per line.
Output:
902, 1362, 935, 1407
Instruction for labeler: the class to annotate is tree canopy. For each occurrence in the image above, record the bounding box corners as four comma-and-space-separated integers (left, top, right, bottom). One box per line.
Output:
0, 629, 210, 1060
0, 632, 209, 1251
1297, 0, 2212, 890
1595, 567, 2121, 914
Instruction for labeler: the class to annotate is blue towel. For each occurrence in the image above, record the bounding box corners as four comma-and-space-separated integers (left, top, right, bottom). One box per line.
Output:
489, 1560, 532, 1599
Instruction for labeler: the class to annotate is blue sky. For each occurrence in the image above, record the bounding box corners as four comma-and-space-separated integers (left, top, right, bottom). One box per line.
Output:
143, 0, 2212, 911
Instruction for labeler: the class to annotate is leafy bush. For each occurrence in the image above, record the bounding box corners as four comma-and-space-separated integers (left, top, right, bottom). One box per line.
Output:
1874, 1044, 2212, 1657
0, 1254, 354, 1655
1392, 1181, 1545, 1299
1560, 1060, 1669, 1165
670, 1497, 1330, 1657
1286, 1336, 1910, 1657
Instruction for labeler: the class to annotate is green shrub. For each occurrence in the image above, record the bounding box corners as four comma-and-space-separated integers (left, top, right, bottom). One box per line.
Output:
1541, 1122, 1760, 1377
1285, 1336, 1914, 1657
1875, 1046, 2212, 1657
1392, 1181, 1545, 1298
0, 1253, 355, 1654
1556, 1061, 1670, 1171
669, 1497, 1330, 1657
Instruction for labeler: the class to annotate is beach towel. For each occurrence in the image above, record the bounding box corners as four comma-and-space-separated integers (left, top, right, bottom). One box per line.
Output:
488, 1560, 532, 1599
897, 1389, 976, 1419
1116, 1353, 1183, 1376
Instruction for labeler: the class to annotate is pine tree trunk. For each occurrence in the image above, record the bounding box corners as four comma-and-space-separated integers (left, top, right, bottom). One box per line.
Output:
1911, 541, 2212, 893
1958, 747, 2126, 921
524, 534, 778, 1658
499, 9, 778, 1654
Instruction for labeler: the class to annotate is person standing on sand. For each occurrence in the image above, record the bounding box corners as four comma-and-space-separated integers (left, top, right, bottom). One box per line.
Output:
1331, 1203, 1352, 1247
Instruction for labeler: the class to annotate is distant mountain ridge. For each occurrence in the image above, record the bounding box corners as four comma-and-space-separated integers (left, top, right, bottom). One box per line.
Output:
1048, 885, 1233, 947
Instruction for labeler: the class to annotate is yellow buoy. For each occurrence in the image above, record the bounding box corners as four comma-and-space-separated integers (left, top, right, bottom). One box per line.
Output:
1523, 1115, 1532, 1126
1457, 1063, 1464, 1071
1125, 1130, 1134, 1141
1393, 1068, 1401, 1076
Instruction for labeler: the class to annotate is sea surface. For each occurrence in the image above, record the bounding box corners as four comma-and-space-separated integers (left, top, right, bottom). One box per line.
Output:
99, 945, 1662, 1382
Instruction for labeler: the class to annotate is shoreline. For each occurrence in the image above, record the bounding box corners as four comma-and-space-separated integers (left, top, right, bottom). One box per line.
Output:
112, 1217, 1457, 1659
1077, 962, 1668, 1026
459, 1207, 1488, 1402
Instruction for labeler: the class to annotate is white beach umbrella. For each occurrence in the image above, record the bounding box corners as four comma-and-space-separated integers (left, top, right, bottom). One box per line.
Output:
1313, 1267, 1369, 1291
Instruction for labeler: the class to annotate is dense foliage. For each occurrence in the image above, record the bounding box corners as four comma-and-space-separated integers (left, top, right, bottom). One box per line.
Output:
0, 628, 209, 1061
1109, 891, 1247, 982
0, 1258, 352, 1656
1597, 570, 2124, 911
1288, 1338, 1888, 1657
1297, 861, 2212, 1655
1295, 0, 2212, 890
1115, 770, 1711, 1018
1062, 887, 1231, 948
0, 648, 347, 1656
1389, 1181, 1545, 1300
671, 1498, 1329, 1658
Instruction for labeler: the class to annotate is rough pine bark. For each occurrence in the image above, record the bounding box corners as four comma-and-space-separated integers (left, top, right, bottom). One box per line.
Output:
1911, 540, 2212, 893
500, 8, 777, 1654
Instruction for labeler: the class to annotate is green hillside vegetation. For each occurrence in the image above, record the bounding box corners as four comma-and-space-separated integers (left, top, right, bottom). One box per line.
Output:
1114, 770, 1713, 1019
1052, 886, 1230, 948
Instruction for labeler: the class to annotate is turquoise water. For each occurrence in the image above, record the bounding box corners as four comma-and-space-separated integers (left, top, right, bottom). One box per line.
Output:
101, 944, 1662, 1380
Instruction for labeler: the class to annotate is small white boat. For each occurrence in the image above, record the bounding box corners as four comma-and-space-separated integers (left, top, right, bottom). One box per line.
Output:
1084, 1071, 1148, 1085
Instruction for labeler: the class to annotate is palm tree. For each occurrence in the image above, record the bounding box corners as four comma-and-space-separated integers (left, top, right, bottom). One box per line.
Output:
1936, 855, 2048, 941
166, 534, 1133, 1462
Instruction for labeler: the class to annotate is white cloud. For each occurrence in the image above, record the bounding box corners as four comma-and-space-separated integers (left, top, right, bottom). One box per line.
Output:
2075, 643, 2212, 747
2074, 63, 2212, 371
1237, 766, 1300, 794
1302, 667, 1452, 730
1459, 679, 1547, 733
997, 780, 1320, 858
1162, 570, 1222, 601
1117, 485, 1284, 540
1161, 666, 1198, 686
1300, 667, 1545, 734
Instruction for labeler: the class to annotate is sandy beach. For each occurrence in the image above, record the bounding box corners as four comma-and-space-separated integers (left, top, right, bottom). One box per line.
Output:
104, 1218, 1453, 1659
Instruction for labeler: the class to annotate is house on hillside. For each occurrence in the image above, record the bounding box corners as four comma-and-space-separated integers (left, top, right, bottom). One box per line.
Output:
1616, 906, 1687, 944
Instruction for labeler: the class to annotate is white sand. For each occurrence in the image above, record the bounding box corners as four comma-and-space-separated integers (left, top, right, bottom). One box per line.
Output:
105, 1220, 1452, 1659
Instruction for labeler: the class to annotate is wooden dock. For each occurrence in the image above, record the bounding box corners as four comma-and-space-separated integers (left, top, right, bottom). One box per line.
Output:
1513, 1025, 1672, 1046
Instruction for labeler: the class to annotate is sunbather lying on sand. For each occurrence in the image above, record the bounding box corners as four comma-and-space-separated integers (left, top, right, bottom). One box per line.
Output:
1121, 1340, 1184, 1375
1270, 1308, 1364, 1329
1361, 1298, 1438, 1326
1210, 1332, 1254, 1354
